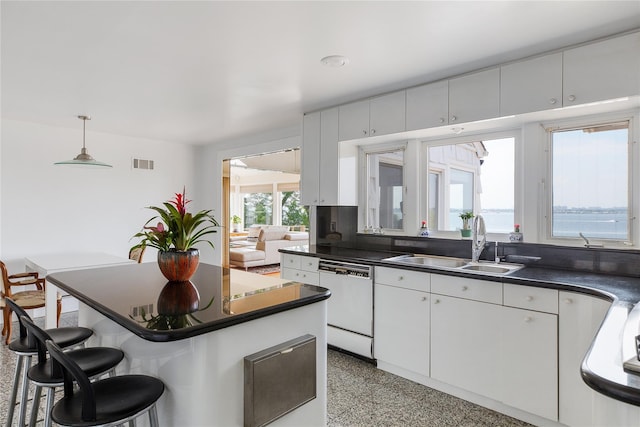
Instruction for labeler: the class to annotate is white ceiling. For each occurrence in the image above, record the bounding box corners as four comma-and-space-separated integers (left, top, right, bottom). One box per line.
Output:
2, 1, 639, 146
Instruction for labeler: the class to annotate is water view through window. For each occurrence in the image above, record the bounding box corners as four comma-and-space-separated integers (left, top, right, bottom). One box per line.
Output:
551, 122, 629, 240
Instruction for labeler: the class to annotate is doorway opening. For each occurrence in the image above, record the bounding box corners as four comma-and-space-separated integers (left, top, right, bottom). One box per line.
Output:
223, 149, 309, 276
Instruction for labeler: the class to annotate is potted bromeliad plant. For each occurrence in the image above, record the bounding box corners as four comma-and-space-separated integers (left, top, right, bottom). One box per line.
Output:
459, 211, 475, 238
131, 188, 219, 282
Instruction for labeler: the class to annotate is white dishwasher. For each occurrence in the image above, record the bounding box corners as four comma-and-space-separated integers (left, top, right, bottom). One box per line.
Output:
318, 260, 374, 359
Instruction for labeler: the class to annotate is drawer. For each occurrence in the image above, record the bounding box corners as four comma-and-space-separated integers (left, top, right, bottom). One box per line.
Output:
299, 257, 319, 272
431, 274, 502, 304
503, 283, 558, 314
281, 267, 319, 286
281, 254, 301, 270
375, 266, 430, 292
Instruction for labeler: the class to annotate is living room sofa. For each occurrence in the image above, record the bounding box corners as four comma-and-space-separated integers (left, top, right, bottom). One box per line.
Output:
229, 226, 308, 270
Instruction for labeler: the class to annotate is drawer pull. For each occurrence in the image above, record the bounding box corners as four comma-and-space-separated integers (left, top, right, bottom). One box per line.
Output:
563, 298, 573, 305
398, 276, 404, 281
524, 316, 533, 323
462, 286, 468, 291
526, 296, 534, 302
434, 299, 441, 304
421, 296, 427, 302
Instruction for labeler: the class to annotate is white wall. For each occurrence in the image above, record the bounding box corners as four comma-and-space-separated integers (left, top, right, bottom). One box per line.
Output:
1, 119, 197, 272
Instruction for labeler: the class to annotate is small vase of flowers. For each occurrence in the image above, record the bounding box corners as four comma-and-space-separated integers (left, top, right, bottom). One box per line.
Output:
131, 188, 219, 281
509, 224, 523, 243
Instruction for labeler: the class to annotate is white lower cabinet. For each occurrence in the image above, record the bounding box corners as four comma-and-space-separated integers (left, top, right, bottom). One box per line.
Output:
374, 283, 430, 377
558, 291, 621, 427
501, 305, 558, 420
431, 293, 503, 401
280, 254, 319, 285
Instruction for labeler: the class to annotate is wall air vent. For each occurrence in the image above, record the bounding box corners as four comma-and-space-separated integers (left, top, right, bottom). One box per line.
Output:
132, 158, 155, 170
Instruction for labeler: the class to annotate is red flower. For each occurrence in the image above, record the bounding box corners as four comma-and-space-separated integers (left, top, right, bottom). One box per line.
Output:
170, 187, 191, 216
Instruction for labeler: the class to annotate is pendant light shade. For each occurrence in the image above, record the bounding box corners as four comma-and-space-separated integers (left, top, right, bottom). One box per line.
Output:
54, 115, 112, 168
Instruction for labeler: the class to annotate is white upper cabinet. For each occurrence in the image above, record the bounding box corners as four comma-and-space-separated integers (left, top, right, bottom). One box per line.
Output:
406, 80, 449, 130
449, 68, 500, 124
563, 32, 640, 106
300, 111, 321, 206
338, 99, 370, 141
338, 91, 406, 141
318, 107, 340, 205
369, 91, 406, 136
500, 52, 563, 116
301, 107, 355, 206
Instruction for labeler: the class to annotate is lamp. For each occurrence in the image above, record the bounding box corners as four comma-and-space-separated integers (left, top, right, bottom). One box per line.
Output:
54, 115, 112, 167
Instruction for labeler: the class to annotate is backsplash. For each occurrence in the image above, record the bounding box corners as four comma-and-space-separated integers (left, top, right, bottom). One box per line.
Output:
355, 234, 640, 277
316, 206, 358, 247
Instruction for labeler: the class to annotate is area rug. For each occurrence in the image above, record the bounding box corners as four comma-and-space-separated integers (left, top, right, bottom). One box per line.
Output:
232, 264, 281, 275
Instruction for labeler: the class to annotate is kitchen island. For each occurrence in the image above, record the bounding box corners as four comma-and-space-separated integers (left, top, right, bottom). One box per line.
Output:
47, 263, 330, 427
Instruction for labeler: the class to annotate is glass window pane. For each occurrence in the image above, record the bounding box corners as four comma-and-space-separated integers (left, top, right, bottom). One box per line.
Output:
243, 193, 273, 226
281, 191, 309, 227
552, 123, 629, 240
478, 138, 515, 233
428, 172, 439, 230
366, 149, 404, 231
449, 169, 474, 231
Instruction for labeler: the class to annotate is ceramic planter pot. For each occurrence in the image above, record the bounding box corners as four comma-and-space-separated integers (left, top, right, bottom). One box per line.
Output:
157, 248, 200, 282
157, 280, 200, 315
460, 229, 472, 238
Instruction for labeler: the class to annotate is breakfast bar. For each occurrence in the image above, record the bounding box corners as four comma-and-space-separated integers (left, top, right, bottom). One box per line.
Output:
46, 263, 330, 427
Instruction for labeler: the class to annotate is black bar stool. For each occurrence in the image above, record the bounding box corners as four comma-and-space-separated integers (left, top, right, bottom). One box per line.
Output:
21, 316, 125, 427
4, 298, 93, 427
45, 339, 165, 427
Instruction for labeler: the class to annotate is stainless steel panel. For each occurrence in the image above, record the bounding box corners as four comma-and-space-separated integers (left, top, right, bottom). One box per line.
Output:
244, 335, 316, 427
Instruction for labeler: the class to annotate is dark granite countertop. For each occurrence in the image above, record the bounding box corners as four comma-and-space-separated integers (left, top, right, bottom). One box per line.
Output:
280, 244, 640, 407
47, 263, 330, 342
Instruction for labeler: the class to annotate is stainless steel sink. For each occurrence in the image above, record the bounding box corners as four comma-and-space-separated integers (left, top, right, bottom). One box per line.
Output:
384, 254, 469, 269
460, 264, 512, 274
382, 254, 524, 276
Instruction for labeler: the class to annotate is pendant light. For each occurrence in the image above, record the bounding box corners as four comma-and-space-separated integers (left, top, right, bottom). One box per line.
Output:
54, 115, 112, 167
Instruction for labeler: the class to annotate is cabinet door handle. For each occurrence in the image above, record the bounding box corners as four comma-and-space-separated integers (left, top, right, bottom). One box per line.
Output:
450, 115, 457, 122
439, 117, 445, 124
549, 98, 557, 105
371, 129, 376, 135
362, 130, 368, 135
524, 316, 533, 323
567, 94, 576, 102
563, 298, 573, 305
434, 299, 441, 304
421, 296, 427, 302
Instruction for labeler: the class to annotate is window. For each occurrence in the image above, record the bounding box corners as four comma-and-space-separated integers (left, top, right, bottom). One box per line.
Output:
550, 121, 630, 242
281, 191, 309, 228
243, 192, 273, 226
364, 146, 405, 231
427, 136, 515, 233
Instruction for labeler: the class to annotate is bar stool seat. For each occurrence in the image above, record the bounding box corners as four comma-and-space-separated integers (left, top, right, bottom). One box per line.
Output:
46, 340, 165, 427
4, 298, 93, 427
21, 316, 124, 427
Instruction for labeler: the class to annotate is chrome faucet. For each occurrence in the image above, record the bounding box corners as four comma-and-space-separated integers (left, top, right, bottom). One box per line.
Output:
471, 215, 487, 263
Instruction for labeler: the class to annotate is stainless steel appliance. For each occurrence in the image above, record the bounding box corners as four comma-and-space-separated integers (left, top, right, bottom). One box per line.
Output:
318, 260, 374, 359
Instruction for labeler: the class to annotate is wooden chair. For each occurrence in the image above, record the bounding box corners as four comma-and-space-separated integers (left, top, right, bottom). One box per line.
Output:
1, 260, 61, 344
129, 246, 146, 263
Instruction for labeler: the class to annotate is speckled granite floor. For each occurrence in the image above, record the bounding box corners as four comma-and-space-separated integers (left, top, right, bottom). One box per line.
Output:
327, 350, 532, 427
1, 312, 531, 427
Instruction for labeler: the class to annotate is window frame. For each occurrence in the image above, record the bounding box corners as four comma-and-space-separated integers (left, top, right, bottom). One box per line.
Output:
543, 115, 635, 247
420, 129, 521, 240
359, 142, 407, 234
